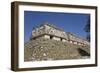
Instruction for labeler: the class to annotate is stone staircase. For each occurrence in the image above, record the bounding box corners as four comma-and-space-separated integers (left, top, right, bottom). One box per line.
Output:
24, 38, 90, 61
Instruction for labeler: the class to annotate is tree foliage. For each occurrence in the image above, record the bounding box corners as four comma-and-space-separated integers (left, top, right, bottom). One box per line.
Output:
84, 17, 90, 42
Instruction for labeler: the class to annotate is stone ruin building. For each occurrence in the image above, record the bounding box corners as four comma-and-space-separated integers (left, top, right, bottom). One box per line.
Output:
30, 22, 89, 45
24, 22, 90, 61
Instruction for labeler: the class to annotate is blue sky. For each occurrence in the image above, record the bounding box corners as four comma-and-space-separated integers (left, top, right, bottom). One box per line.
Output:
24, 11, 90, 43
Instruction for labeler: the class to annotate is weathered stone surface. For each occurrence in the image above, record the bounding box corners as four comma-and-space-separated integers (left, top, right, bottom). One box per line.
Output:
31, 23, 89, 45
31, 23, 67, 40
25, 22, 90, 62
24, 38, 90, 61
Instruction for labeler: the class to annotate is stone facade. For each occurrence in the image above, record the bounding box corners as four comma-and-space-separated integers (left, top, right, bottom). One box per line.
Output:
30, 22, 89, 46
31, 23, 67, 39
24, 22, 90, 61
67, 33, 89, 45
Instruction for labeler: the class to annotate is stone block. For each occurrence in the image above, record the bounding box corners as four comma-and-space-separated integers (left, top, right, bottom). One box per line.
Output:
44, 35, 50, 39
62, 39, 67, 42
73, 41, 78, 44
52, 37, 60, 41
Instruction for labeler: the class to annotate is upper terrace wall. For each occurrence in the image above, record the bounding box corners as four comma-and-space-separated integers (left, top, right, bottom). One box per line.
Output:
31, 24, 89, 45
44, 24, 68, 39
32, 24, 68, 40
32, 26, 45, 38
67, 33, 89, 45
67, 33, 84, 43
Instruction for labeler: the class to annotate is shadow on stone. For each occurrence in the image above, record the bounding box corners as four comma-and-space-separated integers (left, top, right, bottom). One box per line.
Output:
78, 48, 90, 56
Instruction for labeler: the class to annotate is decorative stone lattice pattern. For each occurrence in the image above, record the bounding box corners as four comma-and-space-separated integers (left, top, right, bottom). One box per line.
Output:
31, 22, 89, 45
32, 24, 67, 39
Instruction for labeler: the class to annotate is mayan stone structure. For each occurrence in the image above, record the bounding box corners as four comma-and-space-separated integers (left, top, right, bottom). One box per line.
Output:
24, 22, 90, 61
30, 22, 89, 45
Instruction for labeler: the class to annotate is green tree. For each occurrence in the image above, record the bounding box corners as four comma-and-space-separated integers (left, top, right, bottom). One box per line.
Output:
84, 17, 90, 42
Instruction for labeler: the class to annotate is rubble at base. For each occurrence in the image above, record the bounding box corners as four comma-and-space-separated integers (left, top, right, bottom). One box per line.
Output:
24, 38, 90, 62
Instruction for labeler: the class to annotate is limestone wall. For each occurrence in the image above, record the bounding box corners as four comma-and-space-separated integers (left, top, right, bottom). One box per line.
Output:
62, 39, 67, 42
44, 35, 50, 39
31, 24, 89, 45
67, 33, 83, 43
52, 36, 61, 41
83, 40, 90, 45
44, 24, 68, 39
32, 24, 68, 40
67, 33, 89, 45
32, 26, 45, 38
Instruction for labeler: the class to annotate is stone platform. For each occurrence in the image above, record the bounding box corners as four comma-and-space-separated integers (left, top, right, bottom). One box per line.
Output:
24, 38, 90, 61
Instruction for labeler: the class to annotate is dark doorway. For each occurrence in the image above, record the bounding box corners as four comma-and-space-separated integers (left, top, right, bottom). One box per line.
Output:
60, 38, 63, 41
50, 36, 53, 39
